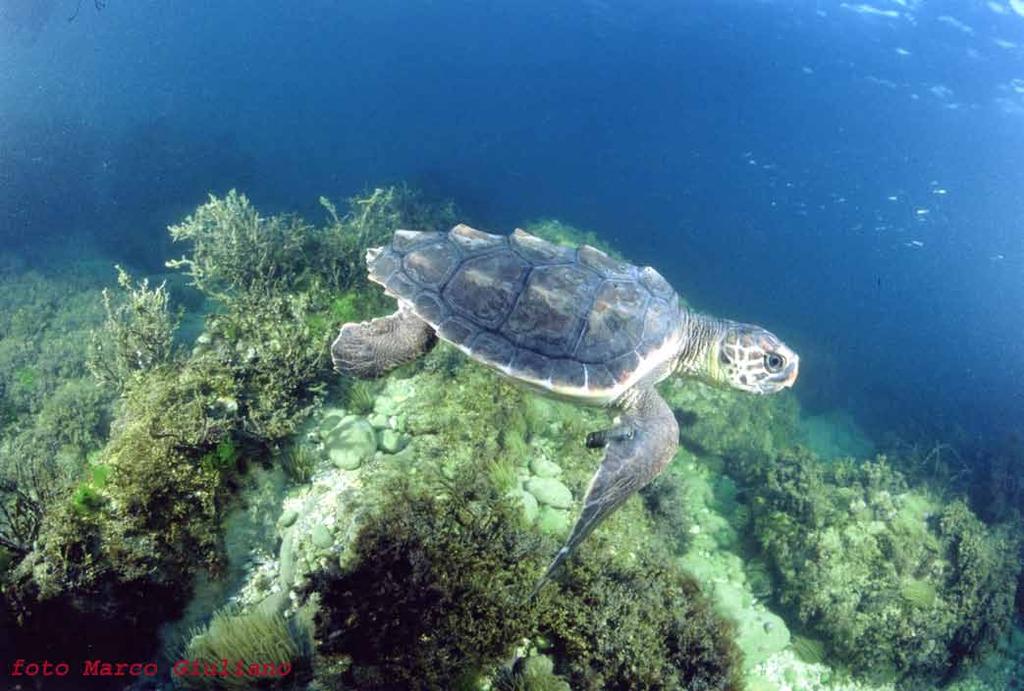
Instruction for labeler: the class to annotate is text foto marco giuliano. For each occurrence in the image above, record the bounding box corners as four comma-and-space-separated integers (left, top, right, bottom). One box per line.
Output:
9, 658, 294, 680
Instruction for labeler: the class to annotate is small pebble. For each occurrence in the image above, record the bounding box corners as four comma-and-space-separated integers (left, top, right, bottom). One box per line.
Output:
311, 525, 333, 549
278, 510, 298, 528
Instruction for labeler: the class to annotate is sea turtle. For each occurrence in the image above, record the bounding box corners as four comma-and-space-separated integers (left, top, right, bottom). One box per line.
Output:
332, 224, 798, 583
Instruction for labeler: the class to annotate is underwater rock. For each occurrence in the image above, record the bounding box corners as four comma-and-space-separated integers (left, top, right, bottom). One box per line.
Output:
278, 509, 298, 529
279, 529, 297, 588
389, 444, 416, 468
521, 654, 556, 677
272, 481, 365, 607
373, 378, 416, 417
735, 610, 790, 667
318, 407, 347, 436
373, 398, 398, 417
529, 456, 562, 478
712, 579, 753, 622
377, 428, 408, 454
667, 459, 797, 673
339, 413, 362, 428
537, 505, 571, 535
522, 492, 540, 524
508, 488, 539, 524
743, 676, 781, 691
326, 418, 376, 470
368, 412, 389, 429
311, 525, 333, 550
495, 654, 572, 691
798, 409, 874, 460
525, 477, 573, 509
710, 517, 739, 550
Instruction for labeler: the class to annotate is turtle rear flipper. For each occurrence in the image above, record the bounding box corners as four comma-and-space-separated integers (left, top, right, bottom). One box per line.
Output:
332, 307, 437, 379
534, 386, 679, 592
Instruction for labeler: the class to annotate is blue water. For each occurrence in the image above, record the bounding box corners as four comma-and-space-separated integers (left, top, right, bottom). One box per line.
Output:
3, 0, 1023, 439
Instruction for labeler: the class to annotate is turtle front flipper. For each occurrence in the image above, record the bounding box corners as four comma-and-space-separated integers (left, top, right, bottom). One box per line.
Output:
331, 307, 437, 379
535, 386, 679, 591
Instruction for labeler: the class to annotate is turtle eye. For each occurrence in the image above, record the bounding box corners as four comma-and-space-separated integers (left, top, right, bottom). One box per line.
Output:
765, 353, 784, 372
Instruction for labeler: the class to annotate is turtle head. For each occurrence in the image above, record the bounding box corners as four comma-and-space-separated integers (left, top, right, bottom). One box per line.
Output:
707, 321, 799, 395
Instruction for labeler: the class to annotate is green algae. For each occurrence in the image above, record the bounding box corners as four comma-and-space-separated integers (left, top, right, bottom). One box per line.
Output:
738, 446, 1021, 683
2, 186, 450, 663
199, 438, 239, 476
494, 654, 571, 691
900, 577, 938, 609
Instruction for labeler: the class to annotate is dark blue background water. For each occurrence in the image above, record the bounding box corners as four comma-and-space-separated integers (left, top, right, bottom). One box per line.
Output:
3, 0, 1023, 442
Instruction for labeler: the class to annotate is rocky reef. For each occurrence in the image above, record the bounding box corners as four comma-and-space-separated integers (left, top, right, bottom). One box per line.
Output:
1, 191, 1021, 691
